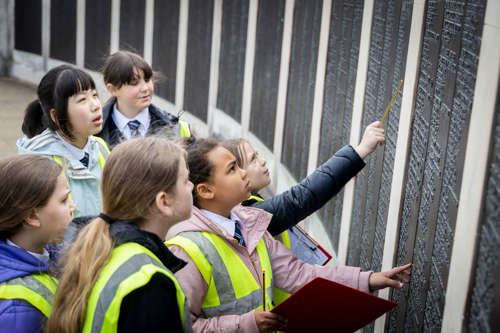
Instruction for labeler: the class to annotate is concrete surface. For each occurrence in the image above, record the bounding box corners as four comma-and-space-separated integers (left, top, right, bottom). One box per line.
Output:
0, 76, 36, 158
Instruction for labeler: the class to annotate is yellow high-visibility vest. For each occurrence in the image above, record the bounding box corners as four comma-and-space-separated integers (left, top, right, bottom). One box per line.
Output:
178, 120, 192, 138
245, 194, 292, 305
0, 273, 57, 318
83, 242, 192, 333
166, 231, 274, 317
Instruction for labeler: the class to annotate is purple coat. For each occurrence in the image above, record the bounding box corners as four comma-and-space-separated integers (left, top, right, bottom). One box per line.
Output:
0, 241, 57, 333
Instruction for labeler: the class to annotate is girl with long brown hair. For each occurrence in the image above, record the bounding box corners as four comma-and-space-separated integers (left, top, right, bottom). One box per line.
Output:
0, 155, 75, 332
46, 137, 193, 333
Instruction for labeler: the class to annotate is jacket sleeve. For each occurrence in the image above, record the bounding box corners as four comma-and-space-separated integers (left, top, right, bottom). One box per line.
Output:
264, 232, 372, 294
0, 299, 45, 333
168, 245, 259, 333
255, 145, 366, 236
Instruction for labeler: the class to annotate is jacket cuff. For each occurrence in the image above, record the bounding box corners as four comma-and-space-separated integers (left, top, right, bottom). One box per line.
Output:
343, 144, 366, 168
359, 271, 373, 293
241, 310, 260, 333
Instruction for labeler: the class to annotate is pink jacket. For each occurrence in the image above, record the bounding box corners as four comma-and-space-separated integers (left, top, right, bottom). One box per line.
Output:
166, 205, 372, 333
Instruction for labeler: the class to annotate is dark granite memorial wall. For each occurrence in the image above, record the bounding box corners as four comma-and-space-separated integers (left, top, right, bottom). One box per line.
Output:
249, 0, 285, 150
119, 0, 145, 55
14, 0, 42, 55
152, 0, 180, 104
281, 0, 322, 181
317, 0, 363, 254
216, 0, 249, 123
346, 0, 413, 281
465, 86, 500, 333
12, 2, 499, 330
387, 1, 487, 332
84, 0, 111, 71
183, 0, 213, 122
50, 0, 76, 64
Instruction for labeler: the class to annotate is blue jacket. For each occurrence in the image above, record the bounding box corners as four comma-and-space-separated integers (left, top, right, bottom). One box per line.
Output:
17, 129, 109, 217
0, 241, 57, 333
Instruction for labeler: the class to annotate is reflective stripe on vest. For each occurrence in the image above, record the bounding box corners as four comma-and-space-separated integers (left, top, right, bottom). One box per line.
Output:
83, 242, 192, 333
0, 273, 57, 317
178, 120, 191, 138
166, 231, 273, 318
273, 231, 292, 305
246, 194, 292, 305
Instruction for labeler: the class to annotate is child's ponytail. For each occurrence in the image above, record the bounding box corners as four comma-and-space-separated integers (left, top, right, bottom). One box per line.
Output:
22, 100, 48, 138
21, 65, 97, 139
46, 137, 185, 332
45, 218, 113, 332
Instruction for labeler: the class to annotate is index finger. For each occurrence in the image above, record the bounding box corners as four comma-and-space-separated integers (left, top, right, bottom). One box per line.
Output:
391, 263, 412, 275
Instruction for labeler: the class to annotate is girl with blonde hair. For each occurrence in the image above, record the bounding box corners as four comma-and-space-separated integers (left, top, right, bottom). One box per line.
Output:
46, 137, 193, 333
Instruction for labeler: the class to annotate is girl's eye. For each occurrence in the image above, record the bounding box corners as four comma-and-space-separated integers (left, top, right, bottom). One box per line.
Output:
77, 97, 86, 103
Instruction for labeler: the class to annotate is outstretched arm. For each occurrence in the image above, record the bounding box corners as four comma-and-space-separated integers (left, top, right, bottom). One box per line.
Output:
257, 121, 384, 236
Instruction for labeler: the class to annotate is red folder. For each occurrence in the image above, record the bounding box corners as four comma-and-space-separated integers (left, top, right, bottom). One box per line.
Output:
271, 277, 397, 332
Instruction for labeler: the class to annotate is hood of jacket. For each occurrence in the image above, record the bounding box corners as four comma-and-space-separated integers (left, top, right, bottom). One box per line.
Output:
17, 129, 72, 159
17, 129, 102, 172
0, 241, 51, 283
166, 205, 273, 254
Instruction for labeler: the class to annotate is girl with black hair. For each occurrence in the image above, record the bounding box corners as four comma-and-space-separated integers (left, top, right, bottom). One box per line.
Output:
17, 65, 110, 217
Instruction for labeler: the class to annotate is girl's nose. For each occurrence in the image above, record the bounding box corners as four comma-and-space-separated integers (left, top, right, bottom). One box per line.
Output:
69, 201, 76, 213
260, 157, 267, 166
239, 167, 247, 179
91, 96, 101, 110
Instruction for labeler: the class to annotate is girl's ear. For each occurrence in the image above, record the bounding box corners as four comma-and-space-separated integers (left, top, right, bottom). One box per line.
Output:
24, 209, 42, 228
106, 83, 118, 96
155, 191, 174, 217
49, 108, 58, 125
196, 183, 214, 200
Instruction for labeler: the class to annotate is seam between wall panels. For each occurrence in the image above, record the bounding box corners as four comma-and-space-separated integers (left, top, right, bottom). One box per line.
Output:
441, 7, 500, 332
337, 0, 375, 266
272, 0, 295, 194
373, 1, 427, 332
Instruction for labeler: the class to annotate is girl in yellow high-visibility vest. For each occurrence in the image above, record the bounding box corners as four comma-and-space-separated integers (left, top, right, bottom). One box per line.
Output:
0, 155, 75, 332
46, 138, 194, 333
166, 138, 411, 333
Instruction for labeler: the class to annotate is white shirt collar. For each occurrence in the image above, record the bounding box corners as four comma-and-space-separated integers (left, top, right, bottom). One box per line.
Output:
55, 131, 92, 161
200, 209, 243, 237
111, 103, 150, 139
7, 239, 50, 264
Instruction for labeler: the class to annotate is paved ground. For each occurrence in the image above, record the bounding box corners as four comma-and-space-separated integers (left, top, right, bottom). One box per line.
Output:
0, 77, 37, 158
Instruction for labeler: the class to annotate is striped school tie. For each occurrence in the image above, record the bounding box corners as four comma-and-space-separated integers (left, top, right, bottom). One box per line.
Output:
79, 152, 89, 168
127, 120, 141, 137
234, 222, 246, 247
